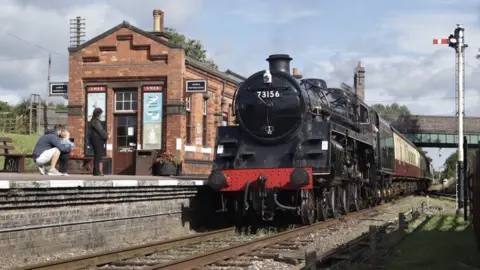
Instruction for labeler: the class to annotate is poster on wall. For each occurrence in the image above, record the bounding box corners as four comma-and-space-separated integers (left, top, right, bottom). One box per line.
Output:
142, 92, 163, 150
84, 88, 107, 156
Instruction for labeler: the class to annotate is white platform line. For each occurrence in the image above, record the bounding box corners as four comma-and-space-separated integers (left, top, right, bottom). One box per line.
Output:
0, 180, 10, 189
193, 180, 206, 186
49, 180, 85, 188
112, 180, 138, 187
157, 180, 179, 186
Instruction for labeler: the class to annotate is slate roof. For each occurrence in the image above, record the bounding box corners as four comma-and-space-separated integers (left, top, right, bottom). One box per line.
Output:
68, 21, 245, 85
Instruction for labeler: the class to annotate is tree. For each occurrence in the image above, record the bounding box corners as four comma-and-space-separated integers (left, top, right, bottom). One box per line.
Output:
441, 149, 476, 179
370, 103, 411, 116
165, 27, 218, 70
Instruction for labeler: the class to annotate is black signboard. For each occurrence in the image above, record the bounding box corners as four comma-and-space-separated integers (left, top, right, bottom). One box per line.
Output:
50, 83, 68, 96
186, 80, 207, 93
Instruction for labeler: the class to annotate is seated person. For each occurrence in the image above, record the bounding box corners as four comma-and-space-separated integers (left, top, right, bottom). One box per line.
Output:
58, 130, 75, 176
32, 125, 73, 176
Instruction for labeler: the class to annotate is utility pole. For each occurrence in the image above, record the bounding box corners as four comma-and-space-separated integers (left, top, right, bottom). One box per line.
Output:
433, 24, 468, 211
45, 54, 51, 131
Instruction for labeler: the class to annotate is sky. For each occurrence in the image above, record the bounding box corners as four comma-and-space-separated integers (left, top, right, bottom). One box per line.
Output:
0, 0, 480, 170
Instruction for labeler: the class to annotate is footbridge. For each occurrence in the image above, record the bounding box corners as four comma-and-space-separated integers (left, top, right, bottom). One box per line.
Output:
381, 115, 480, 148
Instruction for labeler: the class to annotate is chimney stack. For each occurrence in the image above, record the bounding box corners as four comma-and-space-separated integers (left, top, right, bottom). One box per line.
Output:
354, 61, 365, 102
153, 9, 164, 32
292, 68, 303, 79
266, 54, 293, 74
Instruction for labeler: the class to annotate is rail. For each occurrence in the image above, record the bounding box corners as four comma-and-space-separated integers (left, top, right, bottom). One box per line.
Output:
14, 227, 236, 270
146, 200, 404, 270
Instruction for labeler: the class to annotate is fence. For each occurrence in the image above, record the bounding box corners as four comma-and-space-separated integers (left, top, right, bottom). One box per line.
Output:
302, 206, 428, 269
0, 107, 67, 135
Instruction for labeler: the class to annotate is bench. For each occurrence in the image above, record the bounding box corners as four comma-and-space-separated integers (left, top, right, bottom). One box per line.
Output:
0, 137, 95, 174
0, 137, 33, 173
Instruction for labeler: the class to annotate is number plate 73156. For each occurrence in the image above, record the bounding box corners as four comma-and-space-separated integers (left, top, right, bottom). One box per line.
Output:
256, 90, 281, 98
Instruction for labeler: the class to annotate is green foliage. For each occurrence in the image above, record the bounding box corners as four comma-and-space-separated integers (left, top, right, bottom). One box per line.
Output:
371, 102, 412, 116
0, 132, 40, 170
441, 149, 476, 179
164, 27, 218, 70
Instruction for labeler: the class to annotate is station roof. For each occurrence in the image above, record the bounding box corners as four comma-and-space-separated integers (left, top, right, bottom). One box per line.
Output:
68, 21, 245, 85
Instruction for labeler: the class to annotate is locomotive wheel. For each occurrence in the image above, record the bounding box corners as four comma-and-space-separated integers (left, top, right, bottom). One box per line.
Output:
328, 188, 338, 218
316, 192, 328, 221
350, 183, 360, 212
301, 190, 316, 225
301, 190, 316, 224
339, 186, 349, 215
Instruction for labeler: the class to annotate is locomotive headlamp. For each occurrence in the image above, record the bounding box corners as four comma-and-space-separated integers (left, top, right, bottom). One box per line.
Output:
263, 69, 272, 84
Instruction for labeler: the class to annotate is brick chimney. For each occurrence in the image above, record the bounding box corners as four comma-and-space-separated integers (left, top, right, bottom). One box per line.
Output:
153, 9, 164, 32
292, 67, 303, 79
354, 61, 365, 102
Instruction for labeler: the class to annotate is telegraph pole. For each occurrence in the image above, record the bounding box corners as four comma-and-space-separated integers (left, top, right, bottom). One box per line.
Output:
433, 24, 468, 211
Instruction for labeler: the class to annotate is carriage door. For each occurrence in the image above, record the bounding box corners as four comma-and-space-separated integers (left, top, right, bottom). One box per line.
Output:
113, 90, 138, 175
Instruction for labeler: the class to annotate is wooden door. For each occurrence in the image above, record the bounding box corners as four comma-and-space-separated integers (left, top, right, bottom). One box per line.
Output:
113, 114, 137, 175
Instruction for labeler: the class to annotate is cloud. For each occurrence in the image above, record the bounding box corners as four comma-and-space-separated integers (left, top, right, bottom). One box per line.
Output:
0, 0, 202, 104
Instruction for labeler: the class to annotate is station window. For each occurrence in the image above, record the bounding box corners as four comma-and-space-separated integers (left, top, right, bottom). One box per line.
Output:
202, 98, 207, 146
115, 91, 138, 112
186, 96, 192, 145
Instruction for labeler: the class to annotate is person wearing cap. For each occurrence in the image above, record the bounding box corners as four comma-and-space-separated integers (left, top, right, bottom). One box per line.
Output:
88, 107, 109, 176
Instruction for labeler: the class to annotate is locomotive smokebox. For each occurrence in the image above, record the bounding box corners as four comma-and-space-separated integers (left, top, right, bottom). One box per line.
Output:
266, 54, 293, 74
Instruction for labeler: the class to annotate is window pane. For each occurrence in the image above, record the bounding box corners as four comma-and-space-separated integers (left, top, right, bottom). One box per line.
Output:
124, 102, 131, 110
116, 93, 123, 102
116, 102, 123, 111
132, 93, 138, 101
117, 136, 127, 147
117, 127, 126, 136
117, 116, 127, 126
132, 101, 138, 111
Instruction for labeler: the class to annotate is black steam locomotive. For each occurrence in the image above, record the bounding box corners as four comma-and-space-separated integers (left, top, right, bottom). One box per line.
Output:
208, 54, 432, 224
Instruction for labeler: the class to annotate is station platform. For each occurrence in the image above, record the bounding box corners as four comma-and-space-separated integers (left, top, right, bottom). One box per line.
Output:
0, 173, 208, 189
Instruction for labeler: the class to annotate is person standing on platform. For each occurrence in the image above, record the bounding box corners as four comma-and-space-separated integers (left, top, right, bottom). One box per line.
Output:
88, 107, 109, 176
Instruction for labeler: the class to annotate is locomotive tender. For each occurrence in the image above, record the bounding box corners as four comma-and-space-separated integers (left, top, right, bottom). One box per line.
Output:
208, 54, 432, 224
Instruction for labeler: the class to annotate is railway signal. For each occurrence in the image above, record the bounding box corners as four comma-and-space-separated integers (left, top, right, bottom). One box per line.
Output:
433, 24, 468, 212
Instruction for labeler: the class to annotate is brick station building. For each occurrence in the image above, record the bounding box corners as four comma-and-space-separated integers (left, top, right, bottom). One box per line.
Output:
67, 9, 244, 175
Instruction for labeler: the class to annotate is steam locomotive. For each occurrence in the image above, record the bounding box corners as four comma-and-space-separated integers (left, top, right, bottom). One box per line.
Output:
207, 54, 432, 224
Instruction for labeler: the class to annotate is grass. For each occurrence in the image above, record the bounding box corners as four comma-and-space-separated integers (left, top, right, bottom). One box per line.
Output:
0, 132, 40, 170
387, 214, 480, 270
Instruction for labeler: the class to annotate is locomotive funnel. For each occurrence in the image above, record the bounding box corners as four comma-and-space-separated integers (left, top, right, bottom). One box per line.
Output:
266, 54, 293, 74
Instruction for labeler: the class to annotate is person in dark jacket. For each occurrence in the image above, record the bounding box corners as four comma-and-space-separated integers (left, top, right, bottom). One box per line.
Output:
89, 107, 109, 176
32, 124, 72, 176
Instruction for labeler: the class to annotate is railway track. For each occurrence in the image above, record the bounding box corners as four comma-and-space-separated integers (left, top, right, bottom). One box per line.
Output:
428, 191, 457, 202
17, 198, 413, 270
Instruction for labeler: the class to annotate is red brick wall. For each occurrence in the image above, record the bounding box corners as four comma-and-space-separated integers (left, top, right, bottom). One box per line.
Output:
182, 66, 236, 175
68, 26, 238, 175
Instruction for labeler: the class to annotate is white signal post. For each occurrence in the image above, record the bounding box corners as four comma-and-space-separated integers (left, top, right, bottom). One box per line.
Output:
433, 24, 468, 210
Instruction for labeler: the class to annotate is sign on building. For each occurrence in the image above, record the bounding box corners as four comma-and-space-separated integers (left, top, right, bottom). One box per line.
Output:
49, 82, 68, 96
186, 80, 207, 93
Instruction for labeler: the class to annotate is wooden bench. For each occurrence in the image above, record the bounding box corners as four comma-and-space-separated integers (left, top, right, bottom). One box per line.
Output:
0, 137, 33, 173
0, 137, 95, 174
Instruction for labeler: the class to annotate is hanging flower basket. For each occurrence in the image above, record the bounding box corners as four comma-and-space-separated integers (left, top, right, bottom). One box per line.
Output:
155, 152, 181, 176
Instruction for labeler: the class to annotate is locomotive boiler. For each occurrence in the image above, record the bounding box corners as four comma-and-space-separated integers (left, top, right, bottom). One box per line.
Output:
208, 54, 432, 224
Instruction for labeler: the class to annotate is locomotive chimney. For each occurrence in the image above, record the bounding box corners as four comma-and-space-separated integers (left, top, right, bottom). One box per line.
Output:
292, 68, 303, 79
153, 9, 164, 32
266, 54, 293, 74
